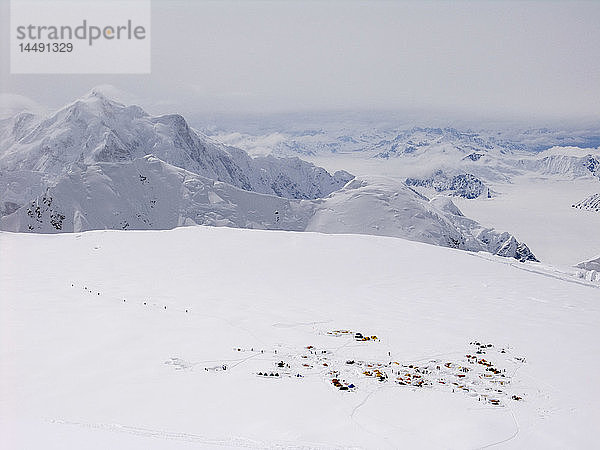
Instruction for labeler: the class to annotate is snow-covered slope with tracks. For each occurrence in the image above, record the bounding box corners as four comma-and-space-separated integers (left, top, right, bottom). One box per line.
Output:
1, 226, 598, 449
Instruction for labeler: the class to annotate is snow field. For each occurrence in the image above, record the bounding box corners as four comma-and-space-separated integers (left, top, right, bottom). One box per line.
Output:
1, 226, 599, 448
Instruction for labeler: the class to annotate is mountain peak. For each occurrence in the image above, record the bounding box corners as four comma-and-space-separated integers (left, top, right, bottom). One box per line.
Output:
85, 85, 134, 104
0, 92, 352, 202
77, 88, 125, 110
88, 87, 110, 99
50, 89, 148, 127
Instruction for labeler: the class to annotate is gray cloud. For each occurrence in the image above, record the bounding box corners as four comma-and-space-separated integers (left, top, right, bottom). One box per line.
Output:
2, 0, 599, 122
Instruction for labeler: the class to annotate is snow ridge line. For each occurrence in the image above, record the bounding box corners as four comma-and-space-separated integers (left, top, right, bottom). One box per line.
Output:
467, 253, 600, 290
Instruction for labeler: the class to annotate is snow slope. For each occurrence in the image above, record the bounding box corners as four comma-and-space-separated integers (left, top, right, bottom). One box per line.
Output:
1, 227, 598, 449
577, 254, 600, 272
0, 163, 537, 261
0, 156, 311, 233
306, 177, 536, 261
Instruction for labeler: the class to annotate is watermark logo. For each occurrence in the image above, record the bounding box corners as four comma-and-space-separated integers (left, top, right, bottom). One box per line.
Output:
10, 0, 151, 74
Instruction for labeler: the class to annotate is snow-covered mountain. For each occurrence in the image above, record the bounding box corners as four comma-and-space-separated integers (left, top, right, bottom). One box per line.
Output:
0, 158, 537, 261
407, 146, 599, 197
306, 177, 536, 261
212, 126, 521, 159
212, 122, 600, 159
509, 147, 600, 180
572, 193, 600, 212
371, 127, 520, 159
208, 122, 599, 266
577, 254, 600, 271
405, 171, 490, 199
370, 130, 600, 180
0, 91, 542, 262
0, 90, 352, 209
370, 133, 600, 184
0, 156, 310, 233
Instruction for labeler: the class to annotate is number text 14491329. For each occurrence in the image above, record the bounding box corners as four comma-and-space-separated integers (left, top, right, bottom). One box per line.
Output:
19, 42, 73, 52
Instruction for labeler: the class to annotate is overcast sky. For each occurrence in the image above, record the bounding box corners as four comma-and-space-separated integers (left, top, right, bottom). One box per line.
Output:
1, 0, 599, 124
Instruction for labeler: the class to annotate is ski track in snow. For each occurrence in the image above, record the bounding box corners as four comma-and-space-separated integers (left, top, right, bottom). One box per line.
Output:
49, 419, 357, 450
272, 321, 333, 328
477, 408, 520, 449
349, 385, 397, 450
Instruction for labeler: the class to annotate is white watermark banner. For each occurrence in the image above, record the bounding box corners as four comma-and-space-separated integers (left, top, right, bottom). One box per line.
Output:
10, 0, 151, 74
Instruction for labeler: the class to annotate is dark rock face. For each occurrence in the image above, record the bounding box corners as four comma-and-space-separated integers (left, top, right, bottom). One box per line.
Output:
515, 243, 539, 263
572, 193, 600, 212
585, 156, 600, 178
406, 171, 486, 199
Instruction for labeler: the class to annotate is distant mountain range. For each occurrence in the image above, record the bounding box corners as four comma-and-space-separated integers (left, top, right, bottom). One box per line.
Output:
211, 123, 600, 157
212, 125, 600, 199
